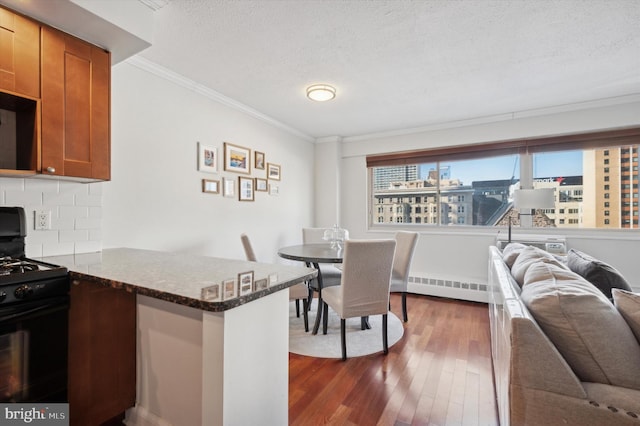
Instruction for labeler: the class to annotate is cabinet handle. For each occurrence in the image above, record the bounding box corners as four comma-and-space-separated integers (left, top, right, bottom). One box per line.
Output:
46, 166, 56, 173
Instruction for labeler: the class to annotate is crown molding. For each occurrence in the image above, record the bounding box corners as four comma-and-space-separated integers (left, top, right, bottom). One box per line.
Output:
125, 56, 314, 142
343, 93, 640, 143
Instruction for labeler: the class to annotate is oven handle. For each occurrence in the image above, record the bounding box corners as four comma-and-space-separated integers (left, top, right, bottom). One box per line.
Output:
0, 296, 69, 322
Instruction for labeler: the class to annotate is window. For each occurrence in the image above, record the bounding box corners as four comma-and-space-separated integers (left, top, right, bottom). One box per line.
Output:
368, 128, 640, 229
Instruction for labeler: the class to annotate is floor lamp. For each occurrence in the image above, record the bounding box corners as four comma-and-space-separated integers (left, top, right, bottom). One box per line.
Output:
512, 188, 556, 237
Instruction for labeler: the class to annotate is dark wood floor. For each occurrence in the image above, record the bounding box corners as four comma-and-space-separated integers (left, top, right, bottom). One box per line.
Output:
289, 293, 499, 426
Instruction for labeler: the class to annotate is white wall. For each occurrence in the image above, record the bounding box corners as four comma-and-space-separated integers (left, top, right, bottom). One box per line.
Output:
103, 61, 314, 263
331, 100, 640, 294
1, 59, 314, 262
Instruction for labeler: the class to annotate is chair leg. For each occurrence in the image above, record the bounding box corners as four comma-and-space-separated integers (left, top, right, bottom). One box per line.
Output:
322, 302, 329, 335
295, 299, 300, 317
382, 313, 389, 355
341, 318, 347, 361
360, 316, 371, 330
302, 299, 309, 332
402, 292, 408, 322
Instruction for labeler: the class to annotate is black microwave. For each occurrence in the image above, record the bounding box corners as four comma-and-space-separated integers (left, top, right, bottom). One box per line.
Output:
0, 89, 38, 174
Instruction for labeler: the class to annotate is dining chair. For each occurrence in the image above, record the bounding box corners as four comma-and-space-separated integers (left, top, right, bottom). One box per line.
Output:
240, 233, 309, 331
302, 227, 348, 288
390, 231, 419, 322
321, 239, 396, 361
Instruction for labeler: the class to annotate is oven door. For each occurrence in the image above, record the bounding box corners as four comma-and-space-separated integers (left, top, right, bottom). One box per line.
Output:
0, 295, 69, 403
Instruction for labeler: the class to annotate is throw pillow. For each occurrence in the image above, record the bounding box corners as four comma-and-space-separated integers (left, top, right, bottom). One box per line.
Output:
613, 288, 640, 343
511, 245, 567, 287
521, 262, 640, 390
567, 249, 632, 299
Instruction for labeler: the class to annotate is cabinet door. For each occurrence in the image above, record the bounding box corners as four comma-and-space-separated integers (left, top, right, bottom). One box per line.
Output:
41, 26, 110, 180
68, 280, 136, 426
0, 7, 40, 98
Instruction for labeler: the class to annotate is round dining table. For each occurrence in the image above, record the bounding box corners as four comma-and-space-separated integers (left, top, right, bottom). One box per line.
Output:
278, 243, 343, 334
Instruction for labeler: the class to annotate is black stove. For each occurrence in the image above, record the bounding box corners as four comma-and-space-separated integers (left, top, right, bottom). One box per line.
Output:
0, 206, 70, 403
0, 207, 69, 305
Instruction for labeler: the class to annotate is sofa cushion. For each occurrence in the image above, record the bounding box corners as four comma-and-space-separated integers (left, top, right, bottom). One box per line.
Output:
613, 288, 640, 344
511, 245, 567, 287
521, 262, 640, 390
567, 249, 632, 299
502, 242, 528, 268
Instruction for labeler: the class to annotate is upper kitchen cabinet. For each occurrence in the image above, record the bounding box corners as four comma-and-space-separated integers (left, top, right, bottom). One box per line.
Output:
0, 7, 40, 99
41, 26, 110, 181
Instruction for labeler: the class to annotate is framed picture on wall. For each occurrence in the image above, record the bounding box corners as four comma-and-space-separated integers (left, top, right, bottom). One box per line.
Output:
223, 177, 235, 198
255, 178, 268, 192
239, 176, 254, 201
255, 151, 265, 170
224, 142, 251, 174
202, 179, 220, 194
267, 163, 281, 180
198, 142, 218, 173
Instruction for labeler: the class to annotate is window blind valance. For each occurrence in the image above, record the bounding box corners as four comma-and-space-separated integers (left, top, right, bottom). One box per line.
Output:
366, 127, 640, 168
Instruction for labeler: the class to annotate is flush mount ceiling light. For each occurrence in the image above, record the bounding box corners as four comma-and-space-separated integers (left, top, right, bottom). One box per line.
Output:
306, 84, 336, 102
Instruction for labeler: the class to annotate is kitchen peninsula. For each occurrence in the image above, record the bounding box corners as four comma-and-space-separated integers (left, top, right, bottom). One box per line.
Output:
47, 248, 317, 426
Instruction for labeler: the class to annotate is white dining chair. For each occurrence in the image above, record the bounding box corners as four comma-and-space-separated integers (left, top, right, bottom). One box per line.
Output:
390, 231, 419, 322
321, 239, 396, 360
240, 233, 309, 331
302, 227, 348, 288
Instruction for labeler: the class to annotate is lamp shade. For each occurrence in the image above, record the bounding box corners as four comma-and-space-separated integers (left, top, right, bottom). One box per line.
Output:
513, 188, 555, 209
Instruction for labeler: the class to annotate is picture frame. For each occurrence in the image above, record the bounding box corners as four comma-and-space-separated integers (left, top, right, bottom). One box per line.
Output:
224, 142, 251, 174
267, 163, 281, 181
202, 179, 220, 194
269, 184, 279, 196
198, 142, 218, 173
255, 178, 268, 192
255, 151, 265, 170
223, 279, 237, 300
239, 176, 254, 201
253, 278, 268, 291
201, 283, 222, 301
238, 271, 254, 296
223, 177, 235, 198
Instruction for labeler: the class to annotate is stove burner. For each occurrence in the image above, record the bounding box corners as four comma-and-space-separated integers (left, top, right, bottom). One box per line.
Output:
0, 257, 41, 275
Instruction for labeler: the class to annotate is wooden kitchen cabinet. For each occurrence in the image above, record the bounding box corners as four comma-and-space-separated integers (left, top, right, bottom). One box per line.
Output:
68, 279, 136, 426
41, 26, 111, 181
0, 6, 40, 99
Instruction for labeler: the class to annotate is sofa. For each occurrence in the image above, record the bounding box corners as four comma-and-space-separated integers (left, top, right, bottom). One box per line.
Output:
488, 243, 640, 425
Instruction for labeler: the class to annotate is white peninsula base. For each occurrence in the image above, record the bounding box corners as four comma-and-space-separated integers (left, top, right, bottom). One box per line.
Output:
126, 290, 289, 426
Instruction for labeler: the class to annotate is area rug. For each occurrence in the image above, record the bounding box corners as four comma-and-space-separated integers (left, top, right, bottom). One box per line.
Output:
289, 299, 404, 358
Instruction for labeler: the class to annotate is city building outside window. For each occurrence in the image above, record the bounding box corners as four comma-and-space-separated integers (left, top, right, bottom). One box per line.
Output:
367, 128, 640, 230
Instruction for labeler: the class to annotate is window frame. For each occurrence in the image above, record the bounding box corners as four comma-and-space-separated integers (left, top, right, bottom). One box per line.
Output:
367, 126, 640, 232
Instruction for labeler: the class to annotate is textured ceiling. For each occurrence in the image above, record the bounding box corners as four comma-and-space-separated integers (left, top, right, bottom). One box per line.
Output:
138, 0, 640, 139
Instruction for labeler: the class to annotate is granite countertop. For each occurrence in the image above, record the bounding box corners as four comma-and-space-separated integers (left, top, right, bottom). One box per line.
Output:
44, 248, 317, 312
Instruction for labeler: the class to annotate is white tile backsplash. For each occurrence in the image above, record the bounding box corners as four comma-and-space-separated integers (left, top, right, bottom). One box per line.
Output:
0, 177, 103, 256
